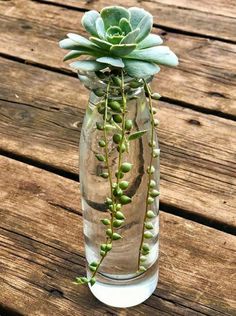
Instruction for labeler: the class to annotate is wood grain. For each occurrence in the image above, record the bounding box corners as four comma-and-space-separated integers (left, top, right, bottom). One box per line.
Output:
0, 155, 235, 315
0, 58, 235, 228
0, 0, 236, 116
37, 0, 236, 42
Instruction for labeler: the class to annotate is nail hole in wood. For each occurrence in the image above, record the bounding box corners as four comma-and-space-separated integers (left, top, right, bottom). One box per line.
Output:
161, 31, 167, 36
208, 91, 226, 98
21, 24, 32, 30
49, 288, 64, 298
188, 119, 201, 126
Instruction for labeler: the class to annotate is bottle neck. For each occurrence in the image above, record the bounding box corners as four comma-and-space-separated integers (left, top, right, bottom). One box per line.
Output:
78, 71, 152, 100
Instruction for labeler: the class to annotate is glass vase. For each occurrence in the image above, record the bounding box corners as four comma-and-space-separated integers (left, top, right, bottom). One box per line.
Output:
79, 73, 160, 308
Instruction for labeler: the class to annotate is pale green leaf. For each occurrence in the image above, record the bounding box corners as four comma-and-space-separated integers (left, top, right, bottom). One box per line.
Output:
135, 14, 153, 43
107, 26, 123, 36
128, 130, 147, 141
59, 38, 78, 49
97, 57, 124, 68
67, 33, 98, 49
59, 39, 96, 52
137, 34, 163, 49
128, 7, 148, 29
63, 50, 92, 61
127, 46, 179, 66
67, 33, 90, 45
110, 44, 136, 56
120, 29, 140, 44
96, 17, 106, 39
119, 18, 132, 34
70, 60, 107, 72
59, 37, 99, 54
90, 37, 112, 51
123, 59, 160, 78
81, 10, 100, 36
156, 51, 179, 66
107, 35, 123, 45
100, 6, 130, 29
60, 40, 102, 59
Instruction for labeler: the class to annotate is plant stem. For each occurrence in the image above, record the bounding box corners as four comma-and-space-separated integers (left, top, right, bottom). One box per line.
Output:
80, 73, 130, 285
116, 70, 127, 185
103, 82, 113, 194
137, 81, 156, 269
90, 79, 115, 280
103, 81, 116, 233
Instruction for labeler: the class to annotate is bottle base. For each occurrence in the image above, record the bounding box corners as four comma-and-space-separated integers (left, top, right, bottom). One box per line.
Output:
89, 270, 158, 308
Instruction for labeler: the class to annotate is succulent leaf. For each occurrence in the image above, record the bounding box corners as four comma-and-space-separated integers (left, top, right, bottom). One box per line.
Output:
119, 18, 132, 34
67, 33, 93, 46
101, 6, 130, 29
127, 46, 179, 66
90, 37, 112, 51
82, 10, 100, 37
107, 35, 124, 45
59, 38, 78, 49
107, 26, 123, 37
137, 34, 163, 49
60, 37, 98, 52
128, 130, 147, 140
120, 29, 140, 44
63, 50, 93, 61
97, 57, 124, 68
96, 17, 106, 39
123, 59, 160, 78
110, 44, 137, 56
154, 49, 179, 66
129, 7, 148, 29
70, 60, 107, 72
135, 14, 153, 43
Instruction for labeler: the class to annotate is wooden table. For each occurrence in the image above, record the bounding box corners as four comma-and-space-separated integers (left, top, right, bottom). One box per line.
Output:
0, 0, 235, 315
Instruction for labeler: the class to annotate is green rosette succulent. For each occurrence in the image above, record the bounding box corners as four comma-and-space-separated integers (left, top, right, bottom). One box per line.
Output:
59, 6, 178, 78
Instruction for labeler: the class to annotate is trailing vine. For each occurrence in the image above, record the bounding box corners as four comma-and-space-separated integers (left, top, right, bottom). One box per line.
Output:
137, 81, 160, 271
75, 74, 162, 286
75, 70, 134, 286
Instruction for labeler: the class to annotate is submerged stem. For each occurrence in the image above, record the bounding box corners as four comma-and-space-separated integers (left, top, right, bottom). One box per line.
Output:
90, 79, 114, 280
116, 70, 127, 184
137, 81, 156, 269
84, 72, 129, 284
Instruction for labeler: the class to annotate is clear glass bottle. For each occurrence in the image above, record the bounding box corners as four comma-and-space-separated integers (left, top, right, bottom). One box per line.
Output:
79, 73, 160, 308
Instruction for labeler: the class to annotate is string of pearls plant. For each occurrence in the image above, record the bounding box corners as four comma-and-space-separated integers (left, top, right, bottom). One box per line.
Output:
59, 5, 178, 287
138, 81, 161, 271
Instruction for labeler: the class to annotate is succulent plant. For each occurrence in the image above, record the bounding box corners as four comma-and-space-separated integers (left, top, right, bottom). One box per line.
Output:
59, 6, 178, 78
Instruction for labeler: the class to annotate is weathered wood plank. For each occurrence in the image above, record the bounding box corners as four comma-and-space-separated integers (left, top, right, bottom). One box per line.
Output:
37, 0, 236, 42
0, 0, 236, 116
0, 156, 235, 315
153, 0, 236, 18
0, 58, 235, 228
